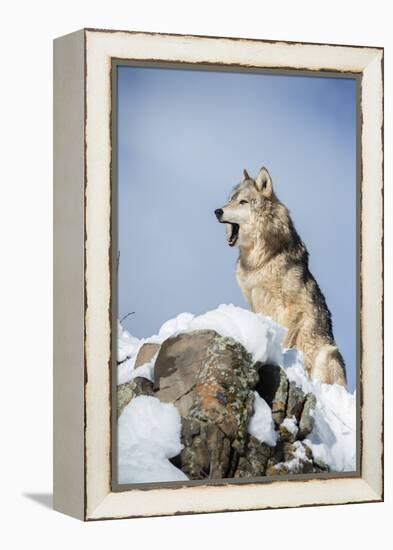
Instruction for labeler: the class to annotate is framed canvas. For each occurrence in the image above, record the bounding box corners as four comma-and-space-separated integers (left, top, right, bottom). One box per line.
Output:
53, 28, 383, 521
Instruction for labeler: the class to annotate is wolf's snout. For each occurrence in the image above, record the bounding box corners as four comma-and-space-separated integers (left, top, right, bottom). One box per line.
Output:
215, 208, 223, 221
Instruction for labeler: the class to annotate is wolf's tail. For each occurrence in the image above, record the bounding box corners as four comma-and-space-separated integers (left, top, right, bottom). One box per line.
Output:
312, 345, 347, 387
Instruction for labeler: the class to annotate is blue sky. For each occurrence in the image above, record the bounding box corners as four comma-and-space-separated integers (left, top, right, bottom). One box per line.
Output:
117, 66, 357, 391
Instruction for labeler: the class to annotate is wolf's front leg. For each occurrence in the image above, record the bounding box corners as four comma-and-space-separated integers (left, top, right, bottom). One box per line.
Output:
235, 269, 253, 309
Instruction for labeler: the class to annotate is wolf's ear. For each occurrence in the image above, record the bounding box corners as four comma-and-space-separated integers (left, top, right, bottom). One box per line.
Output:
242, 169, 250, 181
255, 167, 273, 197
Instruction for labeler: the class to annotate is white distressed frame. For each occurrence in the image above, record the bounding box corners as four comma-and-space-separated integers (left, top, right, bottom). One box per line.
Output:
54, 29, 383, 521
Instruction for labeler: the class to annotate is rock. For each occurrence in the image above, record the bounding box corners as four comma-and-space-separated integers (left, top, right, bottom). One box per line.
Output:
279, 416, 299, 443
266, 441, 314, 475
117, 328, 327, 479
154, 330, 259, 479
134, 342, 160, 368
234, 436, 272, 477
298, 393, 316, 439
256, 365, 289, 425
154, 331, 217, 416
117, 377, 154, 417
286, 381, 306, 421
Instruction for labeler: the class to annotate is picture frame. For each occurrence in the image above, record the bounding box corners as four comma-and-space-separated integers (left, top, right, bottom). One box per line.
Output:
53, 28, 383, 521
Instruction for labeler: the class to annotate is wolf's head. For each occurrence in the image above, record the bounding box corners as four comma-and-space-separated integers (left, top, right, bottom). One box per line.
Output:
215, 167, 276, 247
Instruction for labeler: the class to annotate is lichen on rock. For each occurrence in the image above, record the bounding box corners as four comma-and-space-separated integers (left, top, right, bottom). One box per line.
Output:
117, 377, 154, 417
154, 330, 259, 479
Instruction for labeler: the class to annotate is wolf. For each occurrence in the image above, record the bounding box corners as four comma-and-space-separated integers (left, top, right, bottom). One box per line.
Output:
215, 167, 346, 386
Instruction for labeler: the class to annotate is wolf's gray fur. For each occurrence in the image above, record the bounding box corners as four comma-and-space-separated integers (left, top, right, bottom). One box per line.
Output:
215, 167, 346, 386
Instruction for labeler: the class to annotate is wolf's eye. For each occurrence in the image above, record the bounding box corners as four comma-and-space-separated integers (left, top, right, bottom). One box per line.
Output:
239, 200, 248, 205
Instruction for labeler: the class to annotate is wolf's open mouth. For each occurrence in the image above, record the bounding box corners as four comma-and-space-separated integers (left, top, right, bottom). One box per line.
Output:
227, 223, 239, 247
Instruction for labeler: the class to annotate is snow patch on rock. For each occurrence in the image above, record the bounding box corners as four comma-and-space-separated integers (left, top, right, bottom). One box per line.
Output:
248, 392, 278, 447
118, 396, 188, 484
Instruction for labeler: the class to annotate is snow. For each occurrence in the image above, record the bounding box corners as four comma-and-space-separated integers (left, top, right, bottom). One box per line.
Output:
181, 305, 286, 365
120, 304, 285, 368
118, 353, 157, 385
117, 304, 285, 385
156, 312, 195, 341
285, 441, 311, 473
118, 396, 188, 484
248, 392, 278, 446
272, 441, 312, 474
304, 384, 356, 472
117, 321, 140, 363
283, 347, 356, 472
117, 304, 356, 482
281, 416, 299, 437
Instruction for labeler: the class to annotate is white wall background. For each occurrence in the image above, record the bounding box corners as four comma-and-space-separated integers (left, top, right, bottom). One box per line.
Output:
0, 1, 391, 548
